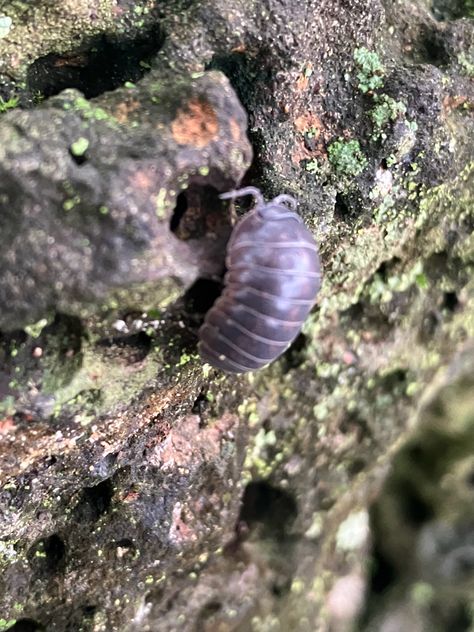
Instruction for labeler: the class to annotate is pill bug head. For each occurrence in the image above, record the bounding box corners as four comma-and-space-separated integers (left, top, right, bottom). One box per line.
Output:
219, 187, 302, 222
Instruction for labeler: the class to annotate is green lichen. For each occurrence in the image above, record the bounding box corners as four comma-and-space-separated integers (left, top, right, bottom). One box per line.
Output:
370, 95, 407, 139
72, 96, 112, 122
63, 196, 81, 211
70, 137, 89, 157
368, 260, 428, 304
24, 317, 49, 338
458, 51, 474, 77
177, 352, 197, 366
0, 15, 12, 39
305, 159, 320, 174
328, 138, 368, 177
156, 188, 170, 220
353, 46, 385, 93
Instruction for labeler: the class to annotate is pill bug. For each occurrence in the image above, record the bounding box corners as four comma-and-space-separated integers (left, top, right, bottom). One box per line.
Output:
198, 186, 321, 373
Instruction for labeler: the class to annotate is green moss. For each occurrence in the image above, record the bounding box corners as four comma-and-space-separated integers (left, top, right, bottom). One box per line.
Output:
328, 139, 368, 177
353, 47, 384, 93
177, 352, 197, 366
0, 95, 19, 113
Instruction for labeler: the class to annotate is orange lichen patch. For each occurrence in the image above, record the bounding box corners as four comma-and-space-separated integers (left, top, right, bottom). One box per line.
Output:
122, 490, 140, 503
442, 94, 472, 113
0, 417, 15, 434
150, 413, 237, 471
128, 166, 156, 192
171, 99, 219, 148
292, 113, 327, 166
169, 502, 198, 545
231, 43, 246, 53
291, 143, 314, 166
0, 381, 191, 483
114, 98, 141, 124
53, 53, 89, 68
230, 118, 241, 142
296, 62, 313, 92
294, 112, 323, 135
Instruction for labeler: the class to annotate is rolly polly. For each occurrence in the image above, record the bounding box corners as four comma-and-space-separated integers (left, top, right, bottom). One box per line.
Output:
198, 187, 321, 373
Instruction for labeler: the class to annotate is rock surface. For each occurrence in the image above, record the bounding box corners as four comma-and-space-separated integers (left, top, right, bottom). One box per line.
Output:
0, 0, 473, 631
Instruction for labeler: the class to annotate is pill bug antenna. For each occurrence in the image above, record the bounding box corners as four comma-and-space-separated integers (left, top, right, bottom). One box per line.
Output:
272, 194, 298, 211
219, 186, 265, 208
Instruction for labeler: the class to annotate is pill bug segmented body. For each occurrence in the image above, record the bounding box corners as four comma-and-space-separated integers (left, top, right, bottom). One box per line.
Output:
198, 187, 321, 373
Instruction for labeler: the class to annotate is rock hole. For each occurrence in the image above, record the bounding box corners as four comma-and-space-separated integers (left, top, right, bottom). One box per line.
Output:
27, 533, 66, 575
96, 331, 152, 364
431, 0, 473, 20
114, 538, 137, 559
378, 368, 408, 391
334, 192, 351, 222
5, 620, 44, 632
445, 603, 472, 631
347, 457, 367, 476
170, 184, 229, 241
271, 579, 291, 598
81, 605, 97, 618
74, 478, 113, 522
192, 391, 210, 416
170, 191, 188, 234
374, 257, 402, 283
418, 26, 450, 66
281, 332, 308, 369
197, 601, 221, 621
396, 480, 434, 526
239, 481, 298, 539
26, 25, 165, 99
442, 291, 459, 312
206, 50, 273, 114
366, 531, 398, 595
184, 278, 223, 315
69, 148, 87, 166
